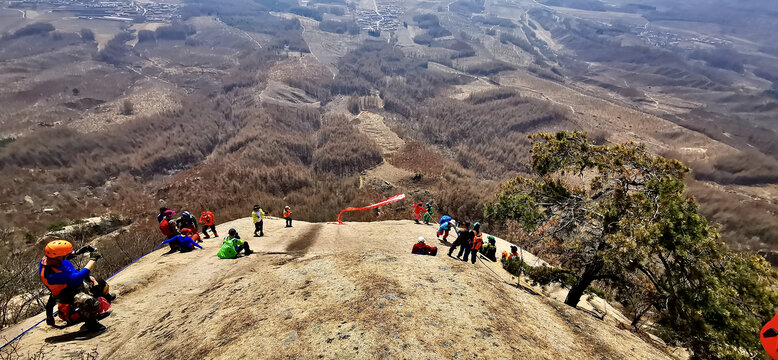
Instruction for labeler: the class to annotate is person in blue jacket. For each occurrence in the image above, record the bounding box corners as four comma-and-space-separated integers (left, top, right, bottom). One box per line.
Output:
40, 240, 114, 331
163, 232, 204, 252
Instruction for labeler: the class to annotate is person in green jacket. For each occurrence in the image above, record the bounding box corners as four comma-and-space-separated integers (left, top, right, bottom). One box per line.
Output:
252, 205, 266, 237
480, 235, 498, 262
218, 229, 253, 259
423, 202, 434, 225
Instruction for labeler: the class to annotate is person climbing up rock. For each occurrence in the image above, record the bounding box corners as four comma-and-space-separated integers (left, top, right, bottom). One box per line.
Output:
283, 206, 293, 228
218, 229, 253, 258
423, 202, 434, 225
480, 235, 498, 262
463, 222, 483, 264
437, 216, 456, 242
412, 202, 425, 224
448, 222, 473, 258
252, 205, 266, 237
40, 240, 114, 332
199, 210, 218, 239
411, 236, 437, 256
159, 210, 179, 241
163, 232, 203, 252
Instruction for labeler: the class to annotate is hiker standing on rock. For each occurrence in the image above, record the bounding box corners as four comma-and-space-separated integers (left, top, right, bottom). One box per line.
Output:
157, 207, 168, 223
462, 222, 483, 264
448, 221, 473, 259
283, 206, 293, 228
423, 202, 434, 225
412, 202, 425, 224
252, 205, 266, 237
40, 240, 115, 332
199, 210, 218, 239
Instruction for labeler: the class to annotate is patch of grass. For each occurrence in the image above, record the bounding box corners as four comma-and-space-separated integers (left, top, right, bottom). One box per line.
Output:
47, 220, 69, 232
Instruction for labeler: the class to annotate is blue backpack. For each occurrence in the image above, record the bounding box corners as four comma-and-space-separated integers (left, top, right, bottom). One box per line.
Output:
439, 215, 452, 224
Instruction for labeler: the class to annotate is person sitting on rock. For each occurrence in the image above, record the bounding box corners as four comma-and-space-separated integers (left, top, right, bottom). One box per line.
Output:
177, 211, 198, 234
163, 231, 203, 252
159, 210, 179, 241
501, 246, 520, 266
480, 235, 498, 262
218, 228, 253, 259
412, 237, 437, 256
40, 240, 114, 332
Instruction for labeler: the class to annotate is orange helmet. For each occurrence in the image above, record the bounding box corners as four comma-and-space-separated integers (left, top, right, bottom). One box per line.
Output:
45, 240, 73, 258
180, 228, 191, 235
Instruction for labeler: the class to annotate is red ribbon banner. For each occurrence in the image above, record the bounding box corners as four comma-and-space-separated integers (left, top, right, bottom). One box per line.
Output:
334, 193, 406, 224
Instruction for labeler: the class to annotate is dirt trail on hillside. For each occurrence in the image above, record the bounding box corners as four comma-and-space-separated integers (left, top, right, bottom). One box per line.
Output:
1, 218, 674, 359
356, 111, 404, 155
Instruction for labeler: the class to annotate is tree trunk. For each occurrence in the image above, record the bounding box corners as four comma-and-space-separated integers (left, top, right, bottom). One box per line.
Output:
564, 259, 603, 307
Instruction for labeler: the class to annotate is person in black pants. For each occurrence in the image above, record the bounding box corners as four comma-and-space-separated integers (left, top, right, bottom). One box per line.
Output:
448, 222, 472, 258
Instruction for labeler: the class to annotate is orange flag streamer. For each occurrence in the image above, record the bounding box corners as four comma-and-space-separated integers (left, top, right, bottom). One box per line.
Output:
334, 193, 406, 224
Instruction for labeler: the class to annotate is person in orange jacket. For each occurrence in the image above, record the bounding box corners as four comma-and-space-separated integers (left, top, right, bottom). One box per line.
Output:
199, 210, 218, 239
462, 222, 483, 264
283, 206, 293, 228
762, 313, 778, 360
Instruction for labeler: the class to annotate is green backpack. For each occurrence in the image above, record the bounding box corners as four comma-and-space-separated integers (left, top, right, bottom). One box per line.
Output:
217, 238, 238, 259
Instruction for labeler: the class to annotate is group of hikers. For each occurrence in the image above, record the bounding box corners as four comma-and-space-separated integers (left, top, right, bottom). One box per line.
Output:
158, 204, 294, 257
410, 203, 505, 266
39, 199, 515, 334
38, 204, 295, 332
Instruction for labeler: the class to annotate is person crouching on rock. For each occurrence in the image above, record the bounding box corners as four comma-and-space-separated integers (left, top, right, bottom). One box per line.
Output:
480, 235, 498, 262
40, 240, 115, 332
163, 230, 203, 253
199, 210, 218, 239
218, 229, 253, 258
412, 236, 437, 256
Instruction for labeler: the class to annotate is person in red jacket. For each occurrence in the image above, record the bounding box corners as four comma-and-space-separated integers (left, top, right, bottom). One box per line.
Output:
159, 210, 179, 241
412, 202, 424, 224
411, 237, 437, 256
199, 210, 218, 239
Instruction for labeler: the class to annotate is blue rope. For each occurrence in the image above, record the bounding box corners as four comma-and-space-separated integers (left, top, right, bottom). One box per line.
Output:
0, 241, 166, 351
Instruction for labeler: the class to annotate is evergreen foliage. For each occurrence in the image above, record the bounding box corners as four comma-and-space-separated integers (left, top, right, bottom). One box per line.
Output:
486, 131, 778, 359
